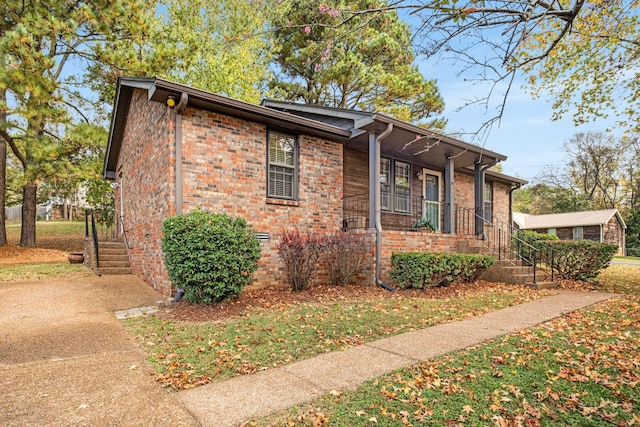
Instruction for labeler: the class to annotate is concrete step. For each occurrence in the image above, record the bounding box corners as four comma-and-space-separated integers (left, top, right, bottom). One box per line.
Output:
99, 247, 127, 255
99, 260, 131, 268
526, 281, 559, 290
99, 254, 129, 262
98, 241, 127, 250
98, 267, 132, 275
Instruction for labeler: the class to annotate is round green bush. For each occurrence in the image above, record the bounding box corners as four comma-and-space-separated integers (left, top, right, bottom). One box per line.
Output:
162, 209, 261, 303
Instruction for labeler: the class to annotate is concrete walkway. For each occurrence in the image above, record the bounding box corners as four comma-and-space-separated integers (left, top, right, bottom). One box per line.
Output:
0, 275, 199, 427
179, 290, 616, 427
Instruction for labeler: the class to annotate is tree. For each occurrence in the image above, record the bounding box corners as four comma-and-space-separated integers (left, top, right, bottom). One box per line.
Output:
269, 0, 446, 128
626, 210, 640, 256
524, 1, 640, 132
513, 183, 591, 215
90, 0, 272, 106
309, 1, 639, 135
563, 132, 625, 209
0, 0, 155, 247
620, 134, 640, 212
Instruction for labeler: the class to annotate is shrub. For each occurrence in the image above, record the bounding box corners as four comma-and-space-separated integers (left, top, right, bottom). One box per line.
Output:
278, 229, 326, 291
162, 210, 261, 303
513, 230, 558, 264
390, 252, 495, 289
324, 232, 370, 286
542, 240, 617, 281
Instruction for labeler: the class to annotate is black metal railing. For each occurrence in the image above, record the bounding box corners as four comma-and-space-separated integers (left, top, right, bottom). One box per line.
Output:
456, 206, 555, 283
118, 214, 131, 249
343, 193, 446, 231
85, 209, 99, 269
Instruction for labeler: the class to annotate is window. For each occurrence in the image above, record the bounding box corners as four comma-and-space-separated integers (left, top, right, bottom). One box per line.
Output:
267, 130, 298, 199
380, 158, 391, 211
395, 161, 411, 212
573, 226, 583, 240
483, 182, 493, 221
380, 158, 411, 213
548, 228, 557, 236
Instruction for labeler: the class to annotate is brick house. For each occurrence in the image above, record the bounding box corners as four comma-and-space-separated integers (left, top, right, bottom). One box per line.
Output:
104, 77, 526, 296
513, 209, 626, 254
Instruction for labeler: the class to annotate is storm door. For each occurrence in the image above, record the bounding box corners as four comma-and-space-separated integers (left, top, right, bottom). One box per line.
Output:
422, 170, 441, 231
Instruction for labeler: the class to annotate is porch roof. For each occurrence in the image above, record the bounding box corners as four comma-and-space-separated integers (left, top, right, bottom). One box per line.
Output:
262, 100, 507, 170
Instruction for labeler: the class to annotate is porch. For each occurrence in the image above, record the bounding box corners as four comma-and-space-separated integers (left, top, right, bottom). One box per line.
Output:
342, 193, 479, 236
343, 193, 554, 286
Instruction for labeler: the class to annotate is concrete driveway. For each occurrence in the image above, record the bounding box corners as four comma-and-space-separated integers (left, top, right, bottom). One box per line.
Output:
0, 275, 199, 426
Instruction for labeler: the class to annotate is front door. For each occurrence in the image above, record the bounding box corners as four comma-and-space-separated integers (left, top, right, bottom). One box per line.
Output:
423, 170, 441, 231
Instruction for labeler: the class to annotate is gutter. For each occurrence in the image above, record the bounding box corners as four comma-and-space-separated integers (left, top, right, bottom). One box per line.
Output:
374, 123, 394, 291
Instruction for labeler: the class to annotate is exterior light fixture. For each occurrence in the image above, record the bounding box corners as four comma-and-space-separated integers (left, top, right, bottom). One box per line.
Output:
166, 95, 176, 107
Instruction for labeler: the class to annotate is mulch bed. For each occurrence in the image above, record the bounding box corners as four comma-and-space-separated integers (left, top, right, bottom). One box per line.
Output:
160, 280, 521, 323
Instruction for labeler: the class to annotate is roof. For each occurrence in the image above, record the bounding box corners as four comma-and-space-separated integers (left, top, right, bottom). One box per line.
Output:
261, 99, 509, 172
513, 209, 626, 229
104, 78, 351, 179
105, 78, 521, 185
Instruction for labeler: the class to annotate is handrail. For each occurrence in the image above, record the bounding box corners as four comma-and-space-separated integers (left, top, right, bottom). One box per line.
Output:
119, 214, 131, 250
85, 209, 99, 269
455, 206, 554, 284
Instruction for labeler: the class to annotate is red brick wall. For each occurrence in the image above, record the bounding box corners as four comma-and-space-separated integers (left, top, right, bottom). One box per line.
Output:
114, 90, 175, 295
379, 230, 464, 284
492, 182, 512, 226
115, 92, 518, 295
116, 98, 345, 294
172, 106, 343, 290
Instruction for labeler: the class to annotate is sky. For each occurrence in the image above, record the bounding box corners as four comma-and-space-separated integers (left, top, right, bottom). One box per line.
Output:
418, 57, 617, 184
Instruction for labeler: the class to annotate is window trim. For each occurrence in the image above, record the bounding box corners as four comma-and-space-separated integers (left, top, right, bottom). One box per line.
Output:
573, 226, 584, 240
380, 157, 412, 214
266, 130, 299, 200
483, 181, 493, 222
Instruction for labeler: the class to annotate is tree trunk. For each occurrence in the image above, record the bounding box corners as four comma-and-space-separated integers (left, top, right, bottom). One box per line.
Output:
0, 138, 7, 246
20, 182, 38, 247
0, 87, 7, 246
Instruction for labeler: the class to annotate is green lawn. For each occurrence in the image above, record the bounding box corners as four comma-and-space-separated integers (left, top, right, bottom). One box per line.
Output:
125, 284, 552, 390
248, 264, 640, 426
255, 295, 639, 426
2, 220, 89, 281
6, 220, 85, 238
0, 262, 91, 282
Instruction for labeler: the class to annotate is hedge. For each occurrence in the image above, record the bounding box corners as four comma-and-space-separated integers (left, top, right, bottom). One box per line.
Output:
390, 252, 495, 289
541, 240, 617, 281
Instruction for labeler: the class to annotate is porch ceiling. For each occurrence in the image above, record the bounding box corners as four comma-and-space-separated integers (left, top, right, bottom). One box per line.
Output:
344, 120, 505, 170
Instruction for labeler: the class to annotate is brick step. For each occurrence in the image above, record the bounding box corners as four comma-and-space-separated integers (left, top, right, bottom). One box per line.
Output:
99, 248, 128, 256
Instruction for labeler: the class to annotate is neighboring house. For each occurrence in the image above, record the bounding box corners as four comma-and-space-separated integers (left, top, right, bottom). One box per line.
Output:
513, 209, 626, 253
104, 77, 526, 296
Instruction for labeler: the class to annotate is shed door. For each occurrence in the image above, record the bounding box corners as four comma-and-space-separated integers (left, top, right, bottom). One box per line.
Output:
423, 170, 441, 231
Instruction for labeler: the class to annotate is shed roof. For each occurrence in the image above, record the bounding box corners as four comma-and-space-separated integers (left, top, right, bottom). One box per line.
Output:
513, 209, 626, 229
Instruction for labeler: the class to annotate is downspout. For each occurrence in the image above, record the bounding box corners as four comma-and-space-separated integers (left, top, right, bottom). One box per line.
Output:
509, 182, 521, 232
173, 92, 188, 303
374, 124, 394, 291
174, 92, 188, 216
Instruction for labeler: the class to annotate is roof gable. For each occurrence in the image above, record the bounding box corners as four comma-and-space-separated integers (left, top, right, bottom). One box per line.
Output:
514, 209, 626, 229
